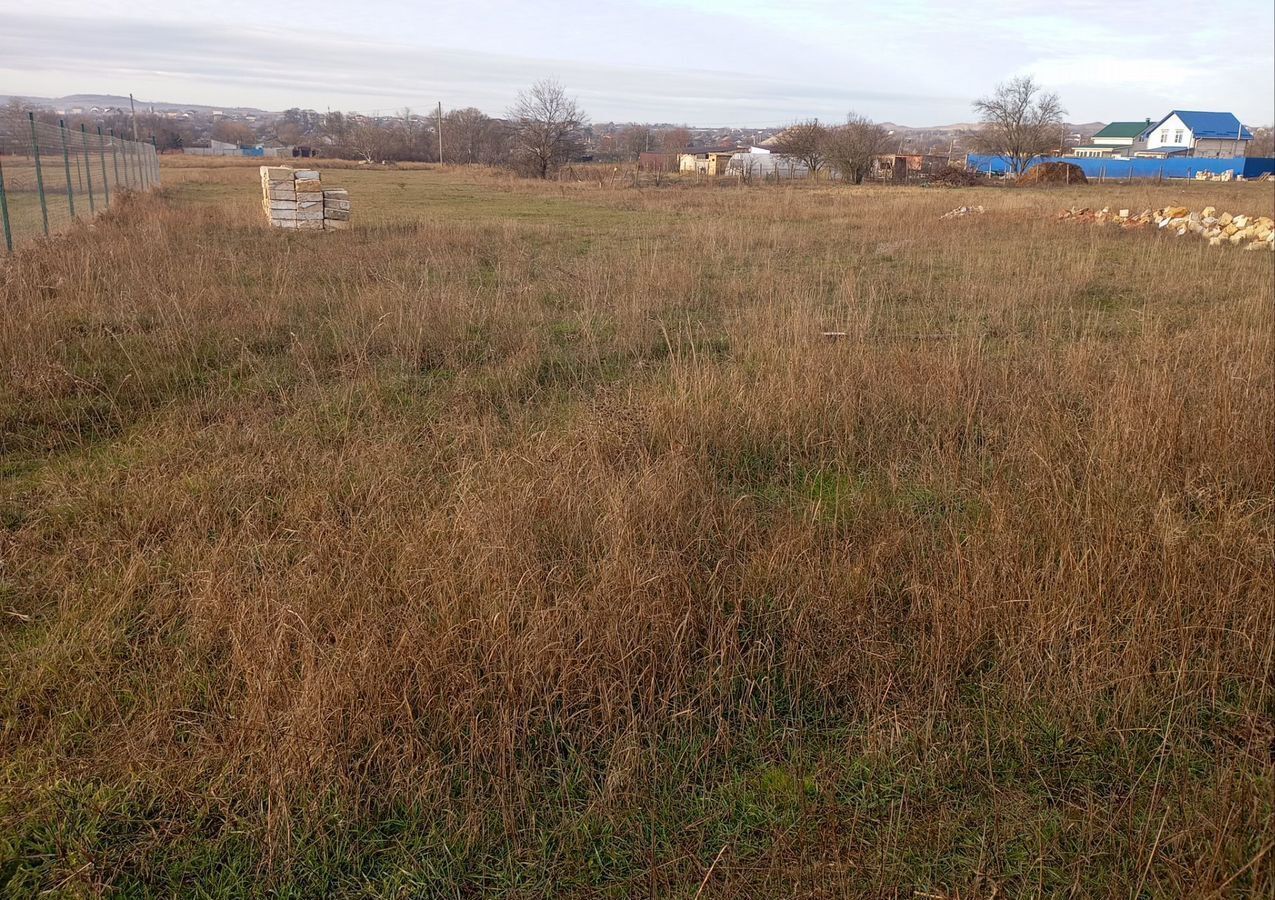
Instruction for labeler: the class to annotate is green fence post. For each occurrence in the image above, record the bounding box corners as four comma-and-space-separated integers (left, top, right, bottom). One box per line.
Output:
109, 129, 121, 192
0, 158, 12, 253
59, 119, 77, 219
28, 113, 50, 236
80, 125, 96, 214
98, 127, 111, 206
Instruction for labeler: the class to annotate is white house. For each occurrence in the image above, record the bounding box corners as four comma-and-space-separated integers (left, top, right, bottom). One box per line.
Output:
1141, 111, 1252, 158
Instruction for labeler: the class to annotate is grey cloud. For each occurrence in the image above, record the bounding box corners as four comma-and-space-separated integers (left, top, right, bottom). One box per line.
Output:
2, 13, 963, 123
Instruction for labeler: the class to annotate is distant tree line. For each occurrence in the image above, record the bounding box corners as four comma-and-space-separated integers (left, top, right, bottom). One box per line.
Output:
12, 73, 1259, 184
766, 114, 894, 183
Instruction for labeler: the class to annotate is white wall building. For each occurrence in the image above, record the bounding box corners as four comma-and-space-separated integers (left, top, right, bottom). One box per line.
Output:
1142, 111, 1252, 158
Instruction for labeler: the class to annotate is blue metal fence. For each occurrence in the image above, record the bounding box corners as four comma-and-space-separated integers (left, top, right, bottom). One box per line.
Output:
965, 154, 1275, 180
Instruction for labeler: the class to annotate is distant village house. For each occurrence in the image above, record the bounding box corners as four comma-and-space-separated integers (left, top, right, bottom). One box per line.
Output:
1138, 111, 1251, 159
1070, 120, 1150, 157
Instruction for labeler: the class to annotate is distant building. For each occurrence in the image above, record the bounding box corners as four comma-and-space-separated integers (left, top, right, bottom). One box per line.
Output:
637, 151, 677, 172
1069, 120, 1152, 158
726, 147, 811, 178
678, 145, 738, 175
870, 153, 950, 180
1141, 111, 1251, 158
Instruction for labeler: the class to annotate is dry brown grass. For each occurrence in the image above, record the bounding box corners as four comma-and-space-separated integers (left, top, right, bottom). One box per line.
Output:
1, 164, 1272, 897
156, 154, 442, 170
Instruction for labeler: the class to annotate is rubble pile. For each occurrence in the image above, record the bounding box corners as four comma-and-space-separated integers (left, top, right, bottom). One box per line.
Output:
260, 166, 351, 231
1057, 205, 1274, 250
939, 205, 985, 220
1193, 170, 1238, 182
926, 166, 986, 188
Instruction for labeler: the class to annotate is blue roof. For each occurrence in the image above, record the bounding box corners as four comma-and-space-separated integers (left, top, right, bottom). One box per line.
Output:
1146, 111, 1252, 140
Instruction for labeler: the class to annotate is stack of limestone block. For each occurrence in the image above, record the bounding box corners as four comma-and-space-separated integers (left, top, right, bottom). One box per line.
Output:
260, 166, 351, 230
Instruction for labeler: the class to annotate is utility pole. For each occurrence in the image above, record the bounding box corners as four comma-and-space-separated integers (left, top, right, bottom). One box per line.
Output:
437, 102, 443, 164
129, 93, 139, 141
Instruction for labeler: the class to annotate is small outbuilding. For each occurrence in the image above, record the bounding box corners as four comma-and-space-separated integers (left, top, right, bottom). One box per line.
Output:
678, 146, 738, 175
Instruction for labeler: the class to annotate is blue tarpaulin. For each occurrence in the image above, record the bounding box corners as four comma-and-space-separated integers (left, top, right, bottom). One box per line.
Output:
965, 154, 1275, 180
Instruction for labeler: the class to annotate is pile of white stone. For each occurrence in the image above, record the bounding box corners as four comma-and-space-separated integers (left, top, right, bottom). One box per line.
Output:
260, 166, 351, 231
1056, 205, 1274, 251
1157, 206, 1273, 249
939, 205, 985, 220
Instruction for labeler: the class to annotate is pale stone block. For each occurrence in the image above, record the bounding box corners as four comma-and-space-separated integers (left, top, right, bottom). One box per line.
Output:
294, 170, 320, 181
323, 199, 351, 211
296, 209, 324, 221
323, 209, 351, 221
324, 219, 351, 230
296, 219, 324, 230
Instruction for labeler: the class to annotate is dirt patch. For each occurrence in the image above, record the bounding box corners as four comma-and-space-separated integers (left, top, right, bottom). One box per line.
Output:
1017, 162, 1088, 186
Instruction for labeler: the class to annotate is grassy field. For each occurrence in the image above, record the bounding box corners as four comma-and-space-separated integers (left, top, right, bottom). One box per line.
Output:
1, 159, 1272, 897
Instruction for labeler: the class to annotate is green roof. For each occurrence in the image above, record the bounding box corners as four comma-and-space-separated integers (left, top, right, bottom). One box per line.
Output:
1094, 121, 1149, 139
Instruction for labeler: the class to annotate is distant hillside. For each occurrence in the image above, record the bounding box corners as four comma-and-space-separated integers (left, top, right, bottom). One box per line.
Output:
1, 93, 272, 116
881, 121, 1107, 134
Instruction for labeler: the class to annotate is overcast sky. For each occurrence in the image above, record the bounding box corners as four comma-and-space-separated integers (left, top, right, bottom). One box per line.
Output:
3, 1, 1272, 126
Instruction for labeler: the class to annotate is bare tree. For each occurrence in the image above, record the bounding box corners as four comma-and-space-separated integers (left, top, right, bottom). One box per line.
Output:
445, 107, 506, 164
972, 75, 1066, 175
399, 107, 436, 160
212, 120, 256, 147
618, 125, 653, 160
274, 121, 304, 146
2, 99, 32, 156
771, 119, 828, 176
322, 111, 351, 148
659, 127, 692, 154
508, 79, 587, 178
346, 119, 403, 163
825, 112, 891, 184
1248, 126, 1273, 158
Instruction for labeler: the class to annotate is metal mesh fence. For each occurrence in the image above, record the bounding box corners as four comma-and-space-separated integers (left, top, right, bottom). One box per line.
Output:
0, 114, 161, 253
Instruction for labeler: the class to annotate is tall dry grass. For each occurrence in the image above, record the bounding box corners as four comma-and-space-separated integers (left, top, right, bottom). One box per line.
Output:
0, 170, 1271, 896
